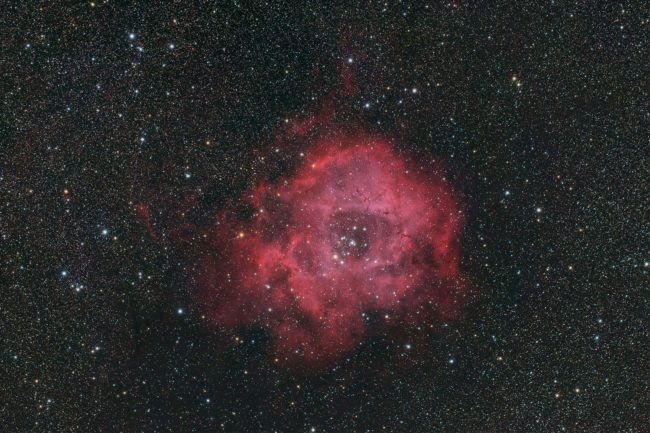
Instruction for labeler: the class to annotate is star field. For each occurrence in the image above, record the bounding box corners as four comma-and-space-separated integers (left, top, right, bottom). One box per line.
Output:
2, 2, 649, 432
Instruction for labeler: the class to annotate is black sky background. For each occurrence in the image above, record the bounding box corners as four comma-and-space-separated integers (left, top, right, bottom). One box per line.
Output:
2, 2, 649, 432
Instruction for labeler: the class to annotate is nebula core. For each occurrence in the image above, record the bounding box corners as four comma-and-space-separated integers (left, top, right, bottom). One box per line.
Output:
197, 133, 465, 367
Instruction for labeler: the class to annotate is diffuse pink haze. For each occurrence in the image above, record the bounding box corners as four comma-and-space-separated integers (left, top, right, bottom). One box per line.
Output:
199, 132, 465, 367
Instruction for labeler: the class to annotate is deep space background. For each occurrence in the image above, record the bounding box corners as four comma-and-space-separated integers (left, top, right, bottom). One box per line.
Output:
2, 2, 649, 432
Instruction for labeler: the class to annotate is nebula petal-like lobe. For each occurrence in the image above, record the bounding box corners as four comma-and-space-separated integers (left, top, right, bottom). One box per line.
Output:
200, 134, 464, 367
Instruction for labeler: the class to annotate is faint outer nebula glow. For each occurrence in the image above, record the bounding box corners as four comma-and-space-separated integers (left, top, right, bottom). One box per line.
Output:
199, 132, 465, 367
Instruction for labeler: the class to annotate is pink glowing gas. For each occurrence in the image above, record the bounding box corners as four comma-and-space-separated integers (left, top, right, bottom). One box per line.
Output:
198, 133, 465, 367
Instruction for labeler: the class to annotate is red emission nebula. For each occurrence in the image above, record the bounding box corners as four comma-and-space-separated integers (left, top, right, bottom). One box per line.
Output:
198, 132, 466, 368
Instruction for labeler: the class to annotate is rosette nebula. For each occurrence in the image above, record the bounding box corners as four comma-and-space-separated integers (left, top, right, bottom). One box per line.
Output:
200, 134, 465, 367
